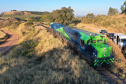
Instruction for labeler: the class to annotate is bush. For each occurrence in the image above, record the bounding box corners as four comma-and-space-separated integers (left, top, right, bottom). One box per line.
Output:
24, 19, 33, 27
10, 21, 21, 29
72, 18, 81, 25
86, 13, 95, 18
21, 40, 38, 58
68, 23, 76, 27
24, 22, 33, 27
102, 20, 111, 27
30, 17, 41, 22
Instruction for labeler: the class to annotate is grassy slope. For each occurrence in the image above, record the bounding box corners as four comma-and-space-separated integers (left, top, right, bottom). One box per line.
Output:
2, 15, 41, 19
0, 22, 109, 84
0, 30, 8, 42
76, 22, 126, 82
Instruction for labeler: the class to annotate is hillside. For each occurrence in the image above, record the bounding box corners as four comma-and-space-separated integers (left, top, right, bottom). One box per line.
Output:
1, 11, 33, 16
27, 11, 50, 15
117, 13, 126, 18
1, 11, 50, 16
81, 14, 126, 34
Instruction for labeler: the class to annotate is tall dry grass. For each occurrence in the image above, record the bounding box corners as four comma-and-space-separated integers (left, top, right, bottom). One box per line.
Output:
82, 15, 126, 34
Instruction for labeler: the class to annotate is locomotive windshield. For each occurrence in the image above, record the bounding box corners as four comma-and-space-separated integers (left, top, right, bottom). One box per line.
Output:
97, 40, 103, 43
91, 40, 103, 43
91, 40, 96, 43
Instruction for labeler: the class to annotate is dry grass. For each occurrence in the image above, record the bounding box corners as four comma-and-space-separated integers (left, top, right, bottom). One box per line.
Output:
0, 22, 109, 84
0, 17, 19, 28
81, 15, 126, 34
0, 30, 8, 43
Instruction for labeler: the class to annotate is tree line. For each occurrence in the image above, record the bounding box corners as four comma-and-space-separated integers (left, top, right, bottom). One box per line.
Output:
84, 1, 126, 19
41, 6, 74, 25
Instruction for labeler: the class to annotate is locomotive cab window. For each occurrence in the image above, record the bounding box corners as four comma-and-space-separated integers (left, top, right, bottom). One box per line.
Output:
91, 40, 96, 43
97, 40, 102, 43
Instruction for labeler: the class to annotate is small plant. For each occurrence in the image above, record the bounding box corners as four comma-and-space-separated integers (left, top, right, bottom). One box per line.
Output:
21, 40, 38, 58
68, 23, 76, 27
24, 19, 33, 27
10, 21, 21, 29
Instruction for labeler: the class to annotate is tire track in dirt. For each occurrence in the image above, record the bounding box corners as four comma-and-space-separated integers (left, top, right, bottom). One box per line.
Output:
0, 30, 18, 55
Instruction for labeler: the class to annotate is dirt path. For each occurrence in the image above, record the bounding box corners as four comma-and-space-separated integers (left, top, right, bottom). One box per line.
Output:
0, 30, 18, 55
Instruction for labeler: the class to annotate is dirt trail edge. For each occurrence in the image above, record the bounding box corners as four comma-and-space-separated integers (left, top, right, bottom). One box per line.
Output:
0, 30, 18, 55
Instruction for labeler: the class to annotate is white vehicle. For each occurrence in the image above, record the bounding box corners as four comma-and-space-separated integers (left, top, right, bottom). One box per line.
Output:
113, 33, 126, 49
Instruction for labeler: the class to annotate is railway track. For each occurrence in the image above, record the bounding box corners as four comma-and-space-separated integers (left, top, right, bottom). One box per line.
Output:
41, 24, 126, 84
100, 69, 126, 84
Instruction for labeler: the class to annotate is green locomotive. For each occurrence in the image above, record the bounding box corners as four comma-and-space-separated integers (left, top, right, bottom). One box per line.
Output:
50, 22, 114, 66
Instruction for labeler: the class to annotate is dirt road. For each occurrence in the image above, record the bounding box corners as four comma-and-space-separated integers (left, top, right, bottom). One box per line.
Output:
0, 30, 18, 55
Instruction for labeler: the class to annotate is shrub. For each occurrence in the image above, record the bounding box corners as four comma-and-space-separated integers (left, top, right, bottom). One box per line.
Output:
30, 17, 41, 22
68, 23, 76, 27
21, 40, 38, 58
86, 13, 95, 18
24, 19, 33, 27
10, 21, 21, 29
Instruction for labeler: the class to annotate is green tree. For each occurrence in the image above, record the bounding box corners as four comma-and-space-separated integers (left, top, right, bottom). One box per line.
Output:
120, 1, 126, 13
41, 14, 47, 22
41, 13, 54, 23
108, 7, 118, 16
52, 6, 74, 25
121, 5, 125, 12
86, 13, 95, 18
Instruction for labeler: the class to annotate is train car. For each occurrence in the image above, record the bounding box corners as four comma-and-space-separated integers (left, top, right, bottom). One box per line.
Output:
50, 22, 114, 66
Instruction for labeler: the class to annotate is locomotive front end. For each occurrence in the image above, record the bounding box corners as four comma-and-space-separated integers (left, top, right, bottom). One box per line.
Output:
92, 44, 111, 58
90, 35, 114, 66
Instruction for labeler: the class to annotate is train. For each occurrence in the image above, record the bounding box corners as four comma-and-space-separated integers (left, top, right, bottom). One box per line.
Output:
50, 22, 114, 66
